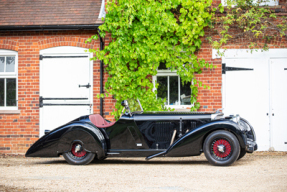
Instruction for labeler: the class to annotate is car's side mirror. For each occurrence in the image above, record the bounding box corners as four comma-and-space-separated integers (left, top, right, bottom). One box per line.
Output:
121, 100, 131, 117
121, 100, 128, 107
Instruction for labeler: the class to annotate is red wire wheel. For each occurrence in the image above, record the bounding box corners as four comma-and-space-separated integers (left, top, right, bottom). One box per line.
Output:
63, 140, 96, 165
71, 143, 87, 158
204, 130, 240, 166
212, 139, 232, 159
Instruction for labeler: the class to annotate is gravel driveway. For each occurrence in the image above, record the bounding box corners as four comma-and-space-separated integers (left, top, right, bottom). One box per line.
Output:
0, 152, 286, 192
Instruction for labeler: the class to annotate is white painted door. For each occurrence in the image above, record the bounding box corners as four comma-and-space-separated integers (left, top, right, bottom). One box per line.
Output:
40, 47, 93, 137
270, 59, 287, 151
221, 49, 287, 151
223, 59, 270, 151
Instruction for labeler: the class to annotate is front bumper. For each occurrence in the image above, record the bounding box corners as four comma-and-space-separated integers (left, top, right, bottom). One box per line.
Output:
245, 139, 257, 153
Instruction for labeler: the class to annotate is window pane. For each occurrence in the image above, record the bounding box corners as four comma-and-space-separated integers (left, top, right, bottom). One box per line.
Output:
0, 57, 4, 72
169, 76, 179, 105
6, 78, 16, 106
157, 76, 168, 105
0, 79, 4, 106
6, 57, 15, 72
180, 81, 191, 105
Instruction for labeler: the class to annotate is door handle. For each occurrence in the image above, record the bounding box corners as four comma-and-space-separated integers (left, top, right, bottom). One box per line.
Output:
272, 113, 274, 116
267, 113, 268, 116
79, 83, 91, 88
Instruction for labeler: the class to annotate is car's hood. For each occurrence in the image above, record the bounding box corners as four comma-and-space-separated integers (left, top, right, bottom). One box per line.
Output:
133, 111, 214, 121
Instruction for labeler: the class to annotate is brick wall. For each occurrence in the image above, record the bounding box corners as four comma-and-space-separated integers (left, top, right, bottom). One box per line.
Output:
195, 41, 287, 113
194, 0, 287, 112
0, 30, 116, 154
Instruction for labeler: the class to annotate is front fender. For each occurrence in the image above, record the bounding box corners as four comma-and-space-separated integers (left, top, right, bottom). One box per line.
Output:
165, 120, 246, 157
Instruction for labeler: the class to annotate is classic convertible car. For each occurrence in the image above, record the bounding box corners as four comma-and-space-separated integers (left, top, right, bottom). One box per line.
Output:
26, 99, 257, 166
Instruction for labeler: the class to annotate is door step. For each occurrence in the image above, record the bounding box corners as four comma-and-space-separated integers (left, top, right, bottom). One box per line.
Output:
145, 151, 166, 160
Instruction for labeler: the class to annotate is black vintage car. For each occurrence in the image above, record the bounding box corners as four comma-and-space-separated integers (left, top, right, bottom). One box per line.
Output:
26, 99, 257, 166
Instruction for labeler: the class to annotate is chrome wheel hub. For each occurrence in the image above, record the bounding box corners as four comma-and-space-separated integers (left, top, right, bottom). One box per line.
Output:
74, 144, 82, 153
217, 144, 225, 153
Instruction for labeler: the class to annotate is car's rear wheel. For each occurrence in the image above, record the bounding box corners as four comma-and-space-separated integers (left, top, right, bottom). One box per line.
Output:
63, 141, 95, 165
203, 130, 240, 166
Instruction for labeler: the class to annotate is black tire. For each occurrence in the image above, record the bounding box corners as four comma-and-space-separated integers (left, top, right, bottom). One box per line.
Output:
237, 149, 247, 160
98, 156, 107, 160
63, 141, 95, 165
93, 156, 107, 162
203, 130, 240, 166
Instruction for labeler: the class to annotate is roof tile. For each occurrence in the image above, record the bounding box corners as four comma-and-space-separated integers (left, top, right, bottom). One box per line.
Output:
0, 0, 103, 26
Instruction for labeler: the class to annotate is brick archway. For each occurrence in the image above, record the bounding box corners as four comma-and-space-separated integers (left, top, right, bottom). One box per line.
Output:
38, 37, 99, 50
0, 39, 19, 51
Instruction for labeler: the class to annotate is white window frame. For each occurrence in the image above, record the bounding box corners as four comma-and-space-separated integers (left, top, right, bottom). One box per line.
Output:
0, 50, 18, 110
153, 69, 192, 109
221, 0, 279, 6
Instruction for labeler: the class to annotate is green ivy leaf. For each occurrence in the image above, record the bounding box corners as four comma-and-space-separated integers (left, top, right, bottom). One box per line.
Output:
88, 0, 215, 119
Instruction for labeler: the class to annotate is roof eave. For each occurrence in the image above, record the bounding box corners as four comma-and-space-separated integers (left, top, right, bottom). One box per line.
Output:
0, 24, 103, 32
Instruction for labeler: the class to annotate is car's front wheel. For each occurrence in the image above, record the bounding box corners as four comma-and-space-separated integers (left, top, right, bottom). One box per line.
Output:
63, 141, 95, 165
203, 130, 240, 166
237, 148, 247, 160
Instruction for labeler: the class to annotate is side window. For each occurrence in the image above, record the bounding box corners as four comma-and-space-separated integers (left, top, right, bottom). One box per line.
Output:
221, 0, 278, 6
153, 63, 191, 108
0, 50, 18, 110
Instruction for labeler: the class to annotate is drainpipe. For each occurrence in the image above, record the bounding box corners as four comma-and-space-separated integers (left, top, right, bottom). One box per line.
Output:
97, 29, 104, 117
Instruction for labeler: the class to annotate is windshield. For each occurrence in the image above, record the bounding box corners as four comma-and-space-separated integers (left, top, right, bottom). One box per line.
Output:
127, 99, 143, 114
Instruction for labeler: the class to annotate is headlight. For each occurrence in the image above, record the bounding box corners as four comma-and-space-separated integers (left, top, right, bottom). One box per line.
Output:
240, 118, 256, 141
231, 114, 240, 124
238, 120, 250, 131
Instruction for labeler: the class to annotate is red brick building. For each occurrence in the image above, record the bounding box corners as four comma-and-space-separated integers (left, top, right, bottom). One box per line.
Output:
0, 0, 116, 154
0, 0, 287, 154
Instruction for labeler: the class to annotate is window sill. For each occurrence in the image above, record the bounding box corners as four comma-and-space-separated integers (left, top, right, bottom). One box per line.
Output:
0, 110, 21, 114
173, 108, 191, 112
166, 105, 192, 110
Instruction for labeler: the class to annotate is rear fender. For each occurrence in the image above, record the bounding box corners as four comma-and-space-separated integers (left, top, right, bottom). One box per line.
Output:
165, 120, 246, 157
58, 123, 107, 159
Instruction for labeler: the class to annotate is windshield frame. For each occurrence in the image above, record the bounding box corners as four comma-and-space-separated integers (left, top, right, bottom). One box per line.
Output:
137, 99, 143, 113
125, 99, 144, 116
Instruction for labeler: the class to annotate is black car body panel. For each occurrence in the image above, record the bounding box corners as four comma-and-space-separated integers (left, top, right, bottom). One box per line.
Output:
26, 99, 257, 166
26, 117, 106, 158
164, 120, 246, 157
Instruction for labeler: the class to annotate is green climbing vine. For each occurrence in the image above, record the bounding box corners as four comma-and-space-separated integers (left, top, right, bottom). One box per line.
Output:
87, 0, 215, 118
87, 0, 287, 118
209, 0, 287, 55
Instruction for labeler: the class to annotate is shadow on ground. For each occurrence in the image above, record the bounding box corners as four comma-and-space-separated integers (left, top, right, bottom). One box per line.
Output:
33, 158, 243, 166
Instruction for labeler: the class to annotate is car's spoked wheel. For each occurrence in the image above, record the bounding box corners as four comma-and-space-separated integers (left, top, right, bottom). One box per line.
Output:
63, 141, 95, 165
203, 130, 240, 166
69, 142, 87, 159
211, 138, 232, 160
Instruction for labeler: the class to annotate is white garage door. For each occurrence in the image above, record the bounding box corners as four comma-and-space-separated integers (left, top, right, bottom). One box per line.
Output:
270, 59, 287, 151
220, 49, 287, 151
39, 47, 93, 137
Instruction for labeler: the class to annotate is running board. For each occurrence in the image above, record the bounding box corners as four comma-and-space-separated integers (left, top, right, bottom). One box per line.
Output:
145, 151, 166, 160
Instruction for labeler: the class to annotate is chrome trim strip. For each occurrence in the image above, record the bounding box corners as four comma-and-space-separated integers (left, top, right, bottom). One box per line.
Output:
107, 152, 120, 155
109, 149, 165, 152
